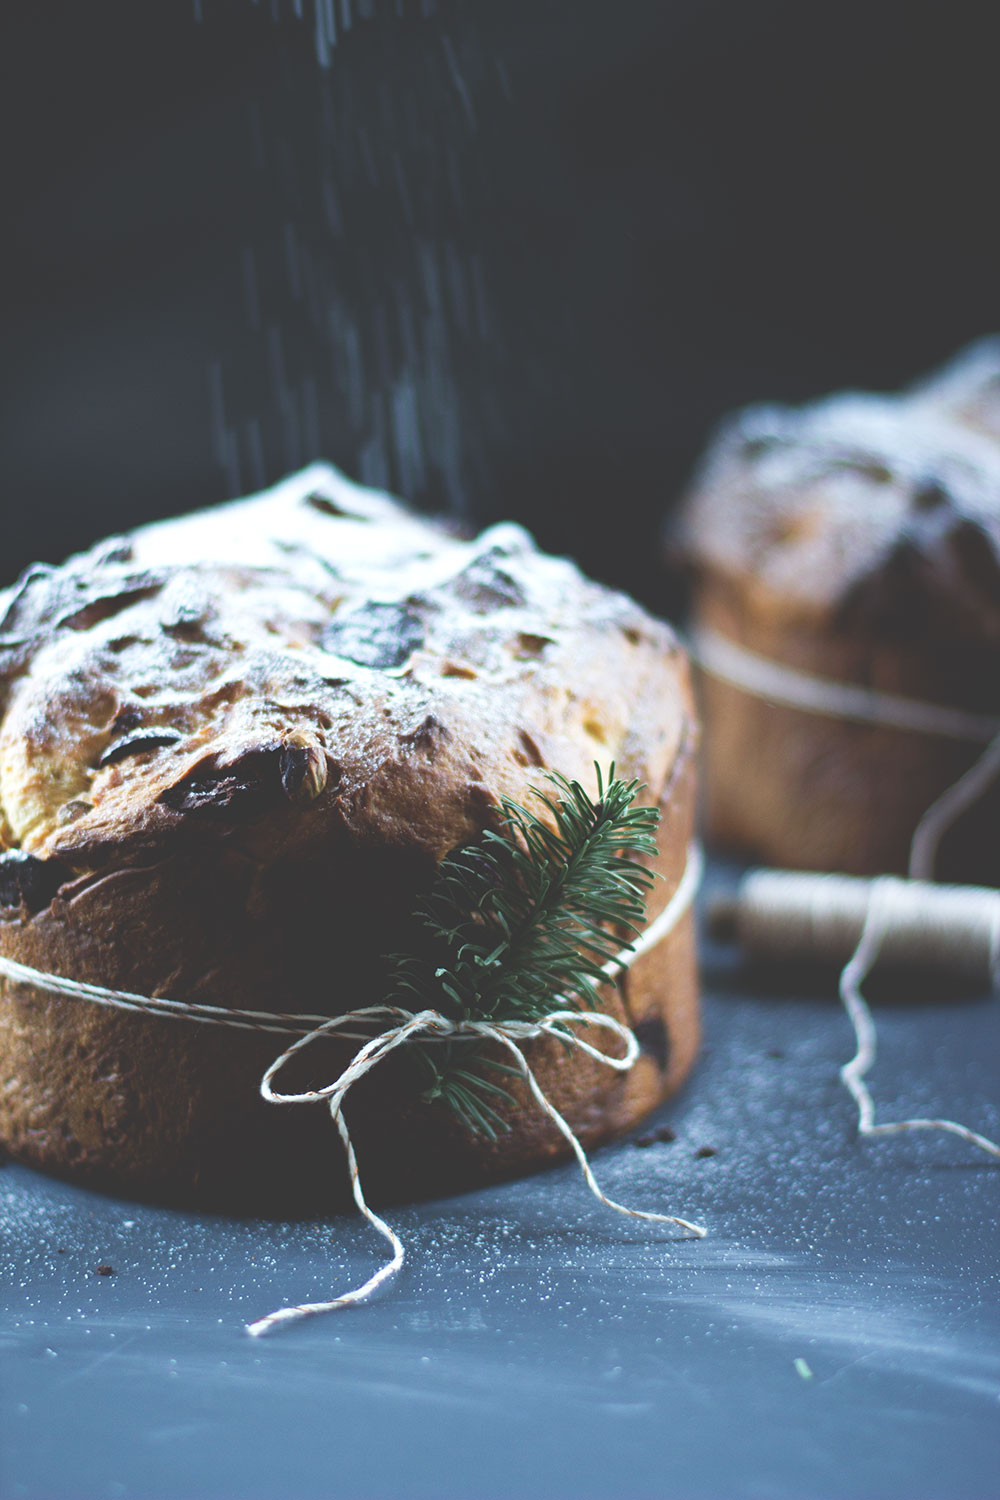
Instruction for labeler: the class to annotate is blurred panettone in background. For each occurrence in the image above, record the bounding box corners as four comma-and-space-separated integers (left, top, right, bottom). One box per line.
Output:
675, 340, 1000, 884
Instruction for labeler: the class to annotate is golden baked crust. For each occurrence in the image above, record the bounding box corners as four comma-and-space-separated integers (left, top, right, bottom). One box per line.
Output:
682, 393, 1000, 644
679, 366, 1000, 881
0, 463, 699, 1209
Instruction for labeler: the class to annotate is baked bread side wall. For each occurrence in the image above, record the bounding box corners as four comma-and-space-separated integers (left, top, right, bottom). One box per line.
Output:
693, 579, 1000, 882
0, 726, 699, 1212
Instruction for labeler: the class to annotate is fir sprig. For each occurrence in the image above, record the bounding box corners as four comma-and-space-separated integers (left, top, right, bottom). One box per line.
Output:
387, 765, 661, 1137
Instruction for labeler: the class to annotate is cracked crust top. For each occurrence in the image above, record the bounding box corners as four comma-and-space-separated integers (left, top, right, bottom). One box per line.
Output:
1, 462, 693, 925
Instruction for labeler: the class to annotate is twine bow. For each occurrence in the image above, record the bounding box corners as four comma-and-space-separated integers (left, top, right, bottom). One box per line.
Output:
246, 841, 707, 1336
247, 1004, 706, 1337
0, 836, 704, 1339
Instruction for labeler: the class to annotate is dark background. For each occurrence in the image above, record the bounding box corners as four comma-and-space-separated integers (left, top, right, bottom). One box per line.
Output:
3, 0, 998, 606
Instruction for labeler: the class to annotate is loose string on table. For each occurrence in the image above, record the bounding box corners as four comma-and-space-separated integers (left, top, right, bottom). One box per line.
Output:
838, 877, 1000, 1162
0, 843, 705, 1337
690, 624, 1000, 1164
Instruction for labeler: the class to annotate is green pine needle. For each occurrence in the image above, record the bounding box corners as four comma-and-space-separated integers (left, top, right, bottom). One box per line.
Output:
386, 764, 661, 1138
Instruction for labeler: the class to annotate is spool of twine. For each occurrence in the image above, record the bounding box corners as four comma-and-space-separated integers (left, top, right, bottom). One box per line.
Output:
709, 871, 1000, 986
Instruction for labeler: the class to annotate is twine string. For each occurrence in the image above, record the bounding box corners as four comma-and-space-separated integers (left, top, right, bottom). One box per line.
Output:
691, 626, 1000, 743
0, 844, 702, 1040
0, 956, 371, 1040
248, 1008, 436, 1337
908, 731, 1000, 882
838, 877, 1000, 1161
690, 624, 1000, 1163
476, 1016, 707, 1236
247, 1004, 707, 1338
246, 845, 705, 1336
0, 844, 704, 1338
732, 868, 1000, 984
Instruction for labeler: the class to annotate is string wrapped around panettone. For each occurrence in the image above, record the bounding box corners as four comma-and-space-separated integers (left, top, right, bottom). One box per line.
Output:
0, 768, 706, 1336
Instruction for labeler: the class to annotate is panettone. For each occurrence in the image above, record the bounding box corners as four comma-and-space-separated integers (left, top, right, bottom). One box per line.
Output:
0, 463, 699, 1212
678, 353, 1000, 882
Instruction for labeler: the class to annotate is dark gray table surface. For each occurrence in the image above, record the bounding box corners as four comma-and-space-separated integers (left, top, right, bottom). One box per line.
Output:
2, 879, 999, 1500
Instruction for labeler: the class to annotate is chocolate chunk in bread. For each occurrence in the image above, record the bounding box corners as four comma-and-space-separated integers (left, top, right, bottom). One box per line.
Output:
0, 851, 69, 914
321, 601, 425, 669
